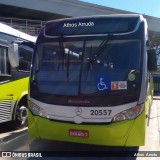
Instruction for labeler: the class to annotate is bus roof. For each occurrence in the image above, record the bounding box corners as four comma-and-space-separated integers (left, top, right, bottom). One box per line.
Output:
44, 14, 147, 38
0, 22, 37, 42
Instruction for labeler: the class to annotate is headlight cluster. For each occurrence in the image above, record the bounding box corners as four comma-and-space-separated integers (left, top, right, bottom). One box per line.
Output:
112, 105, 144, 122
29, 101, 48, 118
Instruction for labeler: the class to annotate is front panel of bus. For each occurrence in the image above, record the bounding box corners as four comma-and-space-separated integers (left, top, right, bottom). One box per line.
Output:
28, 15, 148, 146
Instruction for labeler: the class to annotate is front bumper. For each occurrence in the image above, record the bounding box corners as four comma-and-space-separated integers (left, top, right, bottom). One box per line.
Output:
28, 109, 146, 146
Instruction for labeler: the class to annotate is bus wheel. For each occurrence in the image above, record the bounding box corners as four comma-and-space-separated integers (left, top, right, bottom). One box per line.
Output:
13, 104, 28, 129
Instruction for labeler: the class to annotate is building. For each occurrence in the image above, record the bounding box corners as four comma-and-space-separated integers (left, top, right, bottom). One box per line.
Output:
0, 0, 160, 45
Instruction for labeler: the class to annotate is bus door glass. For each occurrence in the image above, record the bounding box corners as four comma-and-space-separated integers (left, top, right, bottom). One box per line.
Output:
0, 46, 11, 83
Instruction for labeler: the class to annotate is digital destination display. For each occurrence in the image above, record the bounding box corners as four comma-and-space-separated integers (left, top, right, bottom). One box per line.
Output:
44, 15, 140, 37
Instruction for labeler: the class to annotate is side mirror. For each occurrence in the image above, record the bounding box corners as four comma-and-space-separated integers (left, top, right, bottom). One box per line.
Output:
8, 43, 19, 68
147, 49, 157, 72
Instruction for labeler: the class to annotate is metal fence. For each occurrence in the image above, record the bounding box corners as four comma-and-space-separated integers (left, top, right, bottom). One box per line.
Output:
0, 17, 46, 36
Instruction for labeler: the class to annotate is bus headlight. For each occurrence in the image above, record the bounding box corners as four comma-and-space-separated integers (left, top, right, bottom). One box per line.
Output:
112, 105, 144, 122
29, 101, 48, 118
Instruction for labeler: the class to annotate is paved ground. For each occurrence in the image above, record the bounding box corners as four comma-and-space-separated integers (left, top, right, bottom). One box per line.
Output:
137, 98, 160, 160
0, 98, 160, 160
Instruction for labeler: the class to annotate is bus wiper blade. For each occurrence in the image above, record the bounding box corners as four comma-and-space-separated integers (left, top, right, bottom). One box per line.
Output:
59, 40, 65, 70
59, 41, 70, 81
65, 48, 70, 81
78, 40, 86, 95
86, 46, 93, 79
88, 35, 113, 63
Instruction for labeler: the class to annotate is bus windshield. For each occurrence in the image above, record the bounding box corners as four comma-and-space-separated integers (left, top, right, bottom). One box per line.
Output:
34, 37, 141, 97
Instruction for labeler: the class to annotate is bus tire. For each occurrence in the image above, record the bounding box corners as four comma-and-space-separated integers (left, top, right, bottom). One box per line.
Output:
12, 98, 28, 129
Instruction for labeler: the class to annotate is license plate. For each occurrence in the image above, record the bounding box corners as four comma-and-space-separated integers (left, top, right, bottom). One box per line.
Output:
69, 129, 89, 138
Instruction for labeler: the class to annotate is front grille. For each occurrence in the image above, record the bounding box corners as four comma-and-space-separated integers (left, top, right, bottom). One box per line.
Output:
0, 99, 12, 123
49, 118, 112, 125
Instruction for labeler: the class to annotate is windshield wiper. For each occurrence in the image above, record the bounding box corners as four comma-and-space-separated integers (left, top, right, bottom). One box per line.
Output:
66, 48, 70, 81
78, 40, 86, 95
59, 41, 65, 70
88, 35, 113, 64
59, 41, 71, 81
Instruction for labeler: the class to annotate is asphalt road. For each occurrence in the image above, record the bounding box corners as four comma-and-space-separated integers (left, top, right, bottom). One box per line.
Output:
0, 99, 160, 160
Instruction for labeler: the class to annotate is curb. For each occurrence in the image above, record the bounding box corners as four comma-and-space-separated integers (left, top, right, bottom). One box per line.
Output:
0, 128, 27, 145
157, 100, 160, 133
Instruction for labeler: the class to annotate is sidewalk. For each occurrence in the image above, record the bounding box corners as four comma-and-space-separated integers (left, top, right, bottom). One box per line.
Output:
137, 98, 160, 160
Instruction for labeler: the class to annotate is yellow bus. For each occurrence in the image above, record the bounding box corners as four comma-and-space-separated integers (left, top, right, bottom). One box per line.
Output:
28, 14, 156, 146
0, 23, 36, 129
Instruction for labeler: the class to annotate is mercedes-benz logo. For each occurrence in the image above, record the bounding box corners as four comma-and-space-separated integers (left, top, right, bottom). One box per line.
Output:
75, 107, 82, 116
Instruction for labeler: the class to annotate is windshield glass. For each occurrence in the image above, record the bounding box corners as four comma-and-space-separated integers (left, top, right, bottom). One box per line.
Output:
34, 38, 141, 96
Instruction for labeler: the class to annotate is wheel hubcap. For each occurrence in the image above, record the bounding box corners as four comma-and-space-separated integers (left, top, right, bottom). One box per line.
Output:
17, 106, 28, 123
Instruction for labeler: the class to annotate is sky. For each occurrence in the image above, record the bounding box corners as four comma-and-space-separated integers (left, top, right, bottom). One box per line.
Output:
80, 0, 160, 18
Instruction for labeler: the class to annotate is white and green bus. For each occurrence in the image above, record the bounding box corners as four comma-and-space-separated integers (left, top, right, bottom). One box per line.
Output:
28, 14, 157, 146
0, 23, 36, 129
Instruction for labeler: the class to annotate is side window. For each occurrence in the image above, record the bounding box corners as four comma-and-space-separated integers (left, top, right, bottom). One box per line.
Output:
18, 43, 33, 71
0, 46, 10, 75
